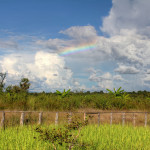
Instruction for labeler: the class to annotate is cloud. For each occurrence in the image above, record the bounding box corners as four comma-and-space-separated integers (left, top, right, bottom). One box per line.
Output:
36, 38, 70, 51
113, 74, 125, 81
1, 22, 150, 91
146, 69, 150, 74
88, 70, 111, 83
143, 74, 150, 88
101, 0, 150, 36
109, 32, 146, 66
86, 67, 101, 74
33, 24, 150, 72
88, 69, 113, 90
60, 25, 97, 41
0, 51, 76, 92
0, 40, 19, 49
144, 74, 150, 82
35, 26, 99, 58
114, 64, 140, 74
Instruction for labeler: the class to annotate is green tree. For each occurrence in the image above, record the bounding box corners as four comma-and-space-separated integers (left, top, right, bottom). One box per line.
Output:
6, 85, 21, 93
0, 72, 6, 93
20, 78, 30, 92
5, 78, 30, 94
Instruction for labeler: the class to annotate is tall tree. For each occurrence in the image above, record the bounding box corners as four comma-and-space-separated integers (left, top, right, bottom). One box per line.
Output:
20, 78, 30, 92
0, 72, 6, 93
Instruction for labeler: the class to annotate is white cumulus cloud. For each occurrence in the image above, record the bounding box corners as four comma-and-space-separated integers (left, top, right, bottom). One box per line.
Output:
0, 51, 75, 92
101, 0, 150, 36
60, 25, 97, 40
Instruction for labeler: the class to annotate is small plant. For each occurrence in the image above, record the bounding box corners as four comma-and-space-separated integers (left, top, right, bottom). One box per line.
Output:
56, 89, 71, 98
34, 116, 89, 150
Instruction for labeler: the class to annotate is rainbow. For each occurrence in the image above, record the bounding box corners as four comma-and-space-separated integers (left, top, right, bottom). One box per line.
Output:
59, 44, 96, 56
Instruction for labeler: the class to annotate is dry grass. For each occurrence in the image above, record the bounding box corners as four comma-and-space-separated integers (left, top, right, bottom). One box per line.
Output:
0, 109, 150, 128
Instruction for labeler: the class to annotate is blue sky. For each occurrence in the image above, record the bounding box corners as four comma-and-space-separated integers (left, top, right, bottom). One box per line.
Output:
0, 0, 111, 36
0, 0, 150, 92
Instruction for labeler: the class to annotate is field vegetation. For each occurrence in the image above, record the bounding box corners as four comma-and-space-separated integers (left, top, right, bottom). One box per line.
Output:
1, 89, 150, 111
0, 124, 150, 150
0, 72, 150, 111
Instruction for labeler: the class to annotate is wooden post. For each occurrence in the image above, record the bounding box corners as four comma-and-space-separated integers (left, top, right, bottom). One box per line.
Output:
133, 113, 135, 127
55, 112, 58, 125
68, 112, 72, 124
20, 112, 25, 126
110, 112, 113, 125
122, 113, 125, 126
98, 113, 100, 126
145, 112, 147, 127
38, 112, 43, 125
84, 112, 87, 121
1, 111, 5, 129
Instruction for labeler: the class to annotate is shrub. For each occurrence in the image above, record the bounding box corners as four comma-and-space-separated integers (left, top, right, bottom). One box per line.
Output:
34, 116, 89, 150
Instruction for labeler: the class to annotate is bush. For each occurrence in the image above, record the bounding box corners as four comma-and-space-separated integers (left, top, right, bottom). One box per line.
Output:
34, 116, 89, 150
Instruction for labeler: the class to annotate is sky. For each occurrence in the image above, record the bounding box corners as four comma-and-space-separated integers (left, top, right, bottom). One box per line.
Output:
0, 0, 150, 92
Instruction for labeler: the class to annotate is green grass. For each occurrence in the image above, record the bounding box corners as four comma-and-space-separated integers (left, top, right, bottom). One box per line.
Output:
0, 124, 150, 150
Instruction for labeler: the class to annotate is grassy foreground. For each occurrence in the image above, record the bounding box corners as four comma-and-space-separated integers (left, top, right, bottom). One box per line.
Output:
0, 124, 150, 150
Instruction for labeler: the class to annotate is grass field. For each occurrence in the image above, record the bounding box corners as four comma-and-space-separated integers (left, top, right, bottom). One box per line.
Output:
0, 124, 150, 150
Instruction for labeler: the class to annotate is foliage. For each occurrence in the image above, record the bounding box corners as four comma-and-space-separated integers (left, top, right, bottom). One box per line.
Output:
106, 87, 124, 97
0, 72, 6, 93
4, 78, 30, 95
106, 87, 130, 100
35, 116, 89, 150
0, 74, 150, 111
1, 90, 150, 111
6, 85, 21, 93
20, 78, 30, 92
120, 92, 130, 100
56, 89, 71, 98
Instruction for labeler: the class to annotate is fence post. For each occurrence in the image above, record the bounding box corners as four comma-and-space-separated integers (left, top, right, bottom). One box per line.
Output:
84, 112, 87, 121
20, 112, 25, 126
1, 111, 5, 129
110, 112, 113, 125
98, 113, 100, 126
68, 112, 72, 124
122, 113, 125, 126
55, 112, 58, 125
133, 113, 135, 127
145, 112, 147, 127
38, 112, 43, 125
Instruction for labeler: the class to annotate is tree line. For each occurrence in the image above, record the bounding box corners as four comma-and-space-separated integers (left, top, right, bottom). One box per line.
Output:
0, 72, 30, 94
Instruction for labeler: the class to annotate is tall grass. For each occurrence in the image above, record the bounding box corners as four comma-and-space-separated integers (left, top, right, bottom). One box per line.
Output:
81, 124, 150, 150
0, 124, 150, 150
